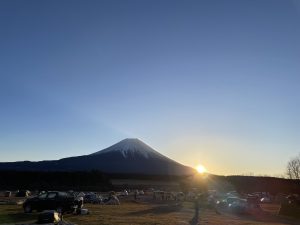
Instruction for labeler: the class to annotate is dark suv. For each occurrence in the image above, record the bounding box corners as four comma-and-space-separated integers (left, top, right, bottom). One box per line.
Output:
23, 191, 75, 213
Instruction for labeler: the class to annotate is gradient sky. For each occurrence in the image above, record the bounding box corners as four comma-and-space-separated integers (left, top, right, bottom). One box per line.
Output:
1, 0, 300, 176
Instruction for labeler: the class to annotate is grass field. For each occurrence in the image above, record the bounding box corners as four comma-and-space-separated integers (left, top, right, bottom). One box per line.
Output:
0, 204, 36, 224
1, 197, 300, 225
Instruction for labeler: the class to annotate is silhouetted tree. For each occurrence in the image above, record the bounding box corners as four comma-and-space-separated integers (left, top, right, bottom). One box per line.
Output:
287, 154, 300, 179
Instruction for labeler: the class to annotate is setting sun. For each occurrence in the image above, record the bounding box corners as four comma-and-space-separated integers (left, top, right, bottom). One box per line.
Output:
196, 164, 207, 174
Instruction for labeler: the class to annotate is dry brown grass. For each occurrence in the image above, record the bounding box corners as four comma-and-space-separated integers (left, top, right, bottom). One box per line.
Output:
63, 198, 300, 225
1, 196, 300, 225
64, 201, 193, 225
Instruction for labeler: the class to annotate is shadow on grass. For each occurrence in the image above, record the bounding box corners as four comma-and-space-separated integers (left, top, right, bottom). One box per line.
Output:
127, 204, 183, 215
219, 208, 300, 225
189, 214, 199, 225
189, 207, 199, 225
0, 212, 37, 224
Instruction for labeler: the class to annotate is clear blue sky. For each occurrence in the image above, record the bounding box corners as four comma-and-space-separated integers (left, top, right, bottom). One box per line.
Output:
1, 0, 299, 176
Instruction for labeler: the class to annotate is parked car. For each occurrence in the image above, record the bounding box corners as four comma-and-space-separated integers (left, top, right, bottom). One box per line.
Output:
118, 190, 128, 196
23, 191, 76, 213
287, 194, 300, 205
228, 198, 248, 214
216, 197, 248, 213
216, 199, 228, 208
226, 197, 240, 205
84, 193, 102, 204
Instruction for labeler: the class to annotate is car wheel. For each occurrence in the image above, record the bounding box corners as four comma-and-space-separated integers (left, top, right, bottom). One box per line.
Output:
24, 204, 32, 213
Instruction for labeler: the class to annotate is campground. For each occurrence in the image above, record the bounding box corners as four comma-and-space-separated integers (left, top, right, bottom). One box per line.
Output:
1, 196, 300, 225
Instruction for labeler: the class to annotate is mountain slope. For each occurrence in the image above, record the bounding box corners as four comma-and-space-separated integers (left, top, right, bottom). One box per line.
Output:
0, 138, 195, 175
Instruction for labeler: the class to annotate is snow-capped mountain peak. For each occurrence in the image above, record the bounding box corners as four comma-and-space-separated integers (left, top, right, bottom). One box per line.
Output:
91, 138, 164, 159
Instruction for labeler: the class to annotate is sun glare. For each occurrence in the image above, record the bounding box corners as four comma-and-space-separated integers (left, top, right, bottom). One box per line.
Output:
196, 164, 207, 174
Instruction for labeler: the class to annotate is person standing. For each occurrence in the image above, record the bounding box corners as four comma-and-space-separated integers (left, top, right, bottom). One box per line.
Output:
75, 196, 84, 215
194, 195, 200, 219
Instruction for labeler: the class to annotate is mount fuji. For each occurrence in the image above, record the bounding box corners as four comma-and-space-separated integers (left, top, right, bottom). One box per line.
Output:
0, 138, 195, 175
92, 138, 174, 160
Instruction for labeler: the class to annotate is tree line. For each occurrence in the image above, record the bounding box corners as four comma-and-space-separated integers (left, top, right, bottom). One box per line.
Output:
226, 175, 300, 194
0, 170, 112, 191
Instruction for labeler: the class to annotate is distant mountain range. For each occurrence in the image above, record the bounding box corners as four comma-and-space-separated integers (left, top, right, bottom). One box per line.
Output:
0, 138, 195, 175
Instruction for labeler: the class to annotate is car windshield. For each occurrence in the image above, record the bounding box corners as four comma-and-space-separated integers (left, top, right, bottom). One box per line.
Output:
47, 192, 57, 199
58, 192, 68, 198
38, 193, 47, 199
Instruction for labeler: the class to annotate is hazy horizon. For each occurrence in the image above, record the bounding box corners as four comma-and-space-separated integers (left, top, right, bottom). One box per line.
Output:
1, 0, 300, 176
